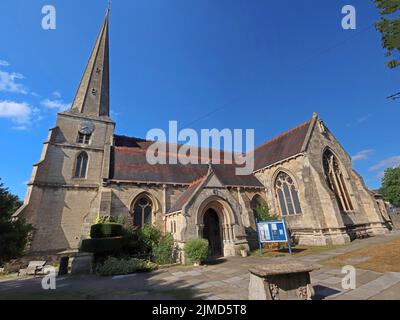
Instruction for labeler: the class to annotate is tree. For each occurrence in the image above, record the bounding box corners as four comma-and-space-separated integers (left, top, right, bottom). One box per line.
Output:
0, 178, 32, 265
373, 0, 400, 68
254, 204, 280, 221
380, 166, 400, 207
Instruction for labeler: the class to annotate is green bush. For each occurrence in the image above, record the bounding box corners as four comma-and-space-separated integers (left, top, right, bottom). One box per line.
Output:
90, 223, 123, 239
136, 225, 162, 254
153, 233, 175, 265
95, 256, 157, 276
254, 204, 280, 221
184, 238, 209, 264
97, 215, 129, 226
81, 237, 127, 254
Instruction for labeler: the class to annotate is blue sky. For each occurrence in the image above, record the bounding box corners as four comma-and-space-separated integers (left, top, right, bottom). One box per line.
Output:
0, 0, 399, 199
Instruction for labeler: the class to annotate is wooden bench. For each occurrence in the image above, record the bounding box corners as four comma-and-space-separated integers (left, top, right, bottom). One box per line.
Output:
249, 262, 318, 300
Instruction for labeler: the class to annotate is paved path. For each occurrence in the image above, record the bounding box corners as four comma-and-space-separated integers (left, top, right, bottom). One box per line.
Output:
1, 231, 400, 300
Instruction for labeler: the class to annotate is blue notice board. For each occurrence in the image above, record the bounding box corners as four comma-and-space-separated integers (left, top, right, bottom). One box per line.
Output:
256, 219, 292, 255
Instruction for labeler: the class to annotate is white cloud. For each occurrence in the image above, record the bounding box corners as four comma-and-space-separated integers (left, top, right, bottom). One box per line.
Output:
52, 91, 61, 98
41, 99, 71, 112
357, 114, 372, 124
13, 125, 29, 131
369, 156, 400, 172
0, 100, 32, 124
110, 110, 121, 117
0, 60, 10, 67
352, 149, 374, 162
0, 70, 28, 94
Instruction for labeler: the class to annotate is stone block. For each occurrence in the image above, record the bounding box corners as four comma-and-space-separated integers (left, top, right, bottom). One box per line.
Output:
248, 262, 318, 300
71, 252, 93, 275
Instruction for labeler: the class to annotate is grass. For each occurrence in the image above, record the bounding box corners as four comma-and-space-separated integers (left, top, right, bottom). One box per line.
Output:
321, 239, 400, 273
250, 243, 345, 258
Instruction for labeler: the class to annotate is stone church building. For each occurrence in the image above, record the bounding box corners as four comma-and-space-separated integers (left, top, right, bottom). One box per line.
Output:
15, 12, 391, 259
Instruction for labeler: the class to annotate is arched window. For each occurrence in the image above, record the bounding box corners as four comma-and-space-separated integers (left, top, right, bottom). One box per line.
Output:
74, 152, 88, 178
132, 195, 153, 228
323, 149, 354, 212
275, 172, 302, 216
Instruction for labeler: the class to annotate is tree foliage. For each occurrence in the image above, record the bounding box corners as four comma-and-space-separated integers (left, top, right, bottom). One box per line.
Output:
380, 166, 400, 207
254, 204, 280, 221
373, 0, 400, 68
0, 178, 32, 265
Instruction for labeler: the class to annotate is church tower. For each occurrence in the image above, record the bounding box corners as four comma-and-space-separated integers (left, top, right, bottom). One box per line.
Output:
15, 11, 115, 252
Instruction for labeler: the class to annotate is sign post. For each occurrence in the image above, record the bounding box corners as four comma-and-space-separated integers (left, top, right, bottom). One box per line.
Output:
256, 219, 292, 256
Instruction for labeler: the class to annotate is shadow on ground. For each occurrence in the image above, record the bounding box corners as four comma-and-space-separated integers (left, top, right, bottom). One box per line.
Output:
0, 270, 212, 300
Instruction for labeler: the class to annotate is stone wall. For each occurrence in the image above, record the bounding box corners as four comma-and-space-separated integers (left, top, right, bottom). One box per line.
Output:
16, 112, 115, 253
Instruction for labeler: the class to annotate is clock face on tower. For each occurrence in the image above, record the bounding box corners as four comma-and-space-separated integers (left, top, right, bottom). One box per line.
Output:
79, 120, 95, 135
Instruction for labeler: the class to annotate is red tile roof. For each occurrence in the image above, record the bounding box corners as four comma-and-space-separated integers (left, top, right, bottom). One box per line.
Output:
110, 145, 263, 187
253, 119, 313, 171
110, 117, 313, 187
168, 178, 206, 213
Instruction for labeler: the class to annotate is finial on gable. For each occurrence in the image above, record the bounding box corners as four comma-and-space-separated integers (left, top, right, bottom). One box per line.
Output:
208, 160, 214, 173
312, 112, 319, 119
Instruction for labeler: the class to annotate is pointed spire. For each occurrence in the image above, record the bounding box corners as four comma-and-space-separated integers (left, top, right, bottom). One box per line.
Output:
70, 10, 110, 117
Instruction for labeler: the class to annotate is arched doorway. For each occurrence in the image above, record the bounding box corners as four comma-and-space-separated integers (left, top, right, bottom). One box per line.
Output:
203, 209, 223, 257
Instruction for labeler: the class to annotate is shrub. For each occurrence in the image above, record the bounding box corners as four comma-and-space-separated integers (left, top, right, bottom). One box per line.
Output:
254, 204, 280, 221
96, 215, 129, 225
90, 223, 123, 239
81, 237, 127, 254
184, 238, 209, 264
153, 233, 175, 265
95, 257, 157, 276
136, 224, 162, 254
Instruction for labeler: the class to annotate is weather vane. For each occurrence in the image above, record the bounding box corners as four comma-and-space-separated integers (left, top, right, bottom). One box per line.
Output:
107, 0, 112, 11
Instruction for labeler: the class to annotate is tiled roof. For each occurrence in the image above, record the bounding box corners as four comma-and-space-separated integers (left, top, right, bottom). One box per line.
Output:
168, 178, 206, 213
110, 117, 313, 186
253, 119, 313, 171
110, 144, 263, 187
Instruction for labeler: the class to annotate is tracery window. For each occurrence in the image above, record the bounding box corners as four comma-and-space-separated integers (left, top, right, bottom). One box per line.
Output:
323, 149, 354, 212
74, 152, 88, 178
132, 195, 153, 228
275, 172, 302, 216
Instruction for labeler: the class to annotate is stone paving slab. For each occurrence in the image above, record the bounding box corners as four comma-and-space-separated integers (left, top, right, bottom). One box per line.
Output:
355, 270, 382, 287
370, 282, 400, 300
311, 272, 337, 281
337, 273, 400, 300
1, 231, 399, 300
320, 276, 343, 285
223, 276, 243, 284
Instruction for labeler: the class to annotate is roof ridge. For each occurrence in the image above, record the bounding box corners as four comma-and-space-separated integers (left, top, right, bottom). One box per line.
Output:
188, 175, 208, 188
254, 118, 312, 152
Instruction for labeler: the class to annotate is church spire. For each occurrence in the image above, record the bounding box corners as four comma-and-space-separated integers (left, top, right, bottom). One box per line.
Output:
70, 10, 110, 117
